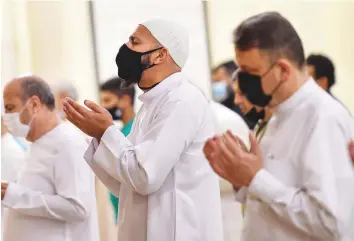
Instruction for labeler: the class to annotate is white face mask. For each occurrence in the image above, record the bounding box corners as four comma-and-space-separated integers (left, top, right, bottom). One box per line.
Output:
3, 105, 33, 138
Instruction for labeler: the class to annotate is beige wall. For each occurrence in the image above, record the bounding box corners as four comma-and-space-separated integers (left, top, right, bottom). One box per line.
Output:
1, 2, 116, 241
207, 0, 354, 113
1, 1, 98, 104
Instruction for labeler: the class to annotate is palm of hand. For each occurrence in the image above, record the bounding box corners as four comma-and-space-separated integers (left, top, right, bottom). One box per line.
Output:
63, 98, 113, 140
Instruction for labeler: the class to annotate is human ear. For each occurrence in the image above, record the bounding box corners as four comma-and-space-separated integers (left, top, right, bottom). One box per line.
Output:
153, 48, 168, 65
29, 96, 41, 113
277, 59, 292, 81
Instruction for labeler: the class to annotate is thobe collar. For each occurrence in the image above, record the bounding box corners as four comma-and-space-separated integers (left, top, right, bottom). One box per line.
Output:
275, 78, 317, 115
138, 72, 183, 104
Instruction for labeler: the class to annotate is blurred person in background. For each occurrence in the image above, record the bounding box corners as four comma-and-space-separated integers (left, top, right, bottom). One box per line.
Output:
99, 77, 135, 224
306, 54, 336, 94
211, 61, 244, 116
204, 11, 354, 241
63, 17, 223, 241
1, 117, 25, 239
1, 118, 25, 184
1, 75, 99, 241
54, 79, 117, 241
232, 70, 273, 138
100, 77, 135, 126
53, 81, 79, 120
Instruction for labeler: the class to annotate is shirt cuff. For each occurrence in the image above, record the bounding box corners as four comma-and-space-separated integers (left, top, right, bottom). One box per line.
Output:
84, 138, 99, 164
92, 125, 131, 174
2, 183, 22, 208
248, 169, 287, 204
94, 125, 128, 159
234, 187, 248, 203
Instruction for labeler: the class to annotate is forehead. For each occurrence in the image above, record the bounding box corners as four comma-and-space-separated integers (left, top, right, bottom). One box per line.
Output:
3, 81, 21, 101
212, 67, 228, 81
131, 25, 156, 43
100, 90, 118, 99
234, 47, 267, 72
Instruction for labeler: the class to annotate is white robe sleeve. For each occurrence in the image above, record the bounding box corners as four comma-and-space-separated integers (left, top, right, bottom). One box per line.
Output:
248, 113, 354, 240
2, 142, 95, 222
84, 138, 121, 197
89, 98, 208, 196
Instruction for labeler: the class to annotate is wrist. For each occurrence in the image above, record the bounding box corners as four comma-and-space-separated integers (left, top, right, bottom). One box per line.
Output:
245, 167, 263, 187
233, 185, 241, 192
96, 122, 114, 142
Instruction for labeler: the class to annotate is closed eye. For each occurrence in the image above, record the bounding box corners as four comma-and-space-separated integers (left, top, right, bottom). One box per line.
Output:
5, 105, 14, 112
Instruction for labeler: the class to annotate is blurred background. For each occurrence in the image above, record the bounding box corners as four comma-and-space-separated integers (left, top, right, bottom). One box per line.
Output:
1, 0, 354, 241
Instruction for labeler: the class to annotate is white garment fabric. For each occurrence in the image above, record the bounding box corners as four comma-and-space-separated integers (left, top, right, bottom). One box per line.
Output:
209, 101, 250, 193
84, 72, 224, 241
2, 122, 99, 241
209, 102, 248, 241
64, 120, 117, 241
236, 79, 354, 241
209, 101, 250, 148
1, 133, 26, 239
1, 133, 26, 181
140, 18, 189, 68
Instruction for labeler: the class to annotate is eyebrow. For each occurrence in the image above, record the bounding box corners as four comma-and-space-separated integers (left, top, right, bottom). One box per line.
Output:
4, 104, 15, 109
129, 35, 141, 43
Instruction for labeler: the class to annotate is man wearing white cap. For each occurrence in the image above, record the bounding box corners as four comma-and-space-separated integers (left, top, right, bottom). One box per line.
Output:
62, 18, 223, 241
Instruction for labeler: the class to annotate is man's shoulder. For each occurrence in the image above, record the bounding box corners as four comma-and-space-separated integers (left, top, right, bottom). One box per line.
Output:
313, 91, 350, 118
55, 122, 89, 148
168, 77, 207, 101
303, 90, 353, 133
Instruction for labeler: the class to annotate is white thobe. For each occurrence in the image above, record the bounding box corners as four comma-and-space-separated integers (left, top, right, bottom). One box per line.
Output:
236, 79, 354, 241
2, 122, 99, 241
84, 72, 224, 241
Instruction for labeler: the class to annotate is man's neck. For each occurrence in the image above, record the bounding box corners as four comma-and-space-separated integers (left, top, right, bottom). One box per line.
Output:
264, 110, 272, 121
122, 107, 135, 125
271, 70, 308, 107
140, 65, 180, 92
28, 111, 60, 142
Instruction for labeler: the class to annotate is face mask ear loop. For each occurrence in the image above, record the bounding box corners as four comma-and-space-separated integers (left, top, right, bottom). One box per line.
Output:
141, 47, 164, 71
138, 47, 165, 91
260, 62, 284, 97
23, 100, 37, 128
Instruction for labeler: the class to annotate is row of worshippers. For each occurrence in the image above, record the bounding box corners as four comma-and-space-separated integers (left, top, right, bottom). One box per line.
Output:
2, 13, 354, 241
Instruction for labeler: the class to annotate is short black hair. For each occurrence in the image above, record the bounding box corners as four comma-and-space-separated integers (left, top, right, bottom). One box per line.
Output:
233, 11, 305, 68
306, 54, 335, 89
100, 77, 135, 105
20, 76, 56, 111
213, 60, 238, 76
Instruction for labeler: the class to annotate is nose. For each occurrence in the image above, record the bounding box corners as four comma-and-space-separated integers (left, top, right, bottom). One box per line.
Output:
125, 41, 133, 49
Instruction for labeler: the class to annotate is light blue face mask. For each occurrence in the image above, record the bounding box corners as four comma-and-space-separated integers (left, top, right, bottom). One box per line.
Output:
212, 81, 228, 102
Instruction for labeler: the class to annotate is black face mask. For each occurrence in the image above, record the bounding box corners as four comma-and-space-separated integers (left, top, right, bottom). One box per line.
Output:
244, 107, 265, 124
107, 107, 123, 121
115, 44, 163, 90
237, 65, 283, 107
